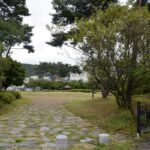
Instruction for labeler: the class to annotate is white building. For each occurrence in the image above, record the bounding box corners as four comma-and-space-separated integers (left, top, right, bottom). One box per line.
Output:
43, 76, 51, 81
69, 72, 88, 82
24, 77, 30, 84
30, 76, 38, 80
7, 85, 25, 91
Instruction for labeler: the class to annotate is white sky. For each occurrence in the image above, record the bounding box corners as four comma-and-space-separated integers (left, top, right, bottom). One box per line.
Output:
11, 0, 81, 65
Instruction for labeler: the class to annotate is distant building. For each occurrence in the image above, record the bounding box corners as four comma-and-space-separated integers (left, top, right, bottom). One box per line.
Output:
30, 76, 38, 80
7, 86, 17, 91
24, 77, 30, 84
7, 85, 25, 91
69, 72, 88, 82
25, 88, 33, 92
43, 76, 51, 81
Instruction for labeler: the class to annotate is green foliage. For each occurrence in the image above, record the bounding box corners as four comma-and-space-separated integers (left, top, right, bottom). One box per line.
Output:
10, 91, 22, 99
49, 0, 117, 46
22, 62, 81, 78
94, 142, 132, 150
65, 97, 135, 135
0, 57, 11, 89
0, 0, 30, 20
22, 64, 38, 76
15, 138, 23, 143
0, 91, 22, 108
0, 91, 15, 105
26, 79, 91, 90
34, 62, 81, 78
0, 0, 34, 56
71, 5, 150, 109
2, 58, 26, 89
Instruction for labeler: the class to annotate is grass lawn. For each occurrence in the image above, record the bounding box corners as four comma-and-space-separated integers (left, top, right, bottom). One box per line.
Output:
0, 97, 29, 116
65, 94, 150, 149
65, 95, 135, 135
21, 91, 100, 102
70, 142, 132, 150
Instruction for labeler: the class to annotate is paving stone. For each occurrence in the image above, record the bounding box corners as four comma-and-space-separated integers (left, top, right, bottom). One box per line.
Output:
28, 124, 40, 128
19, 140, 38, 147
49, 128, 64, 134
0, 143, 15, 148
41, 143, 56, 149
11, 128, 22, 134
19, 124, 26, 128
0, 134, 8, 138
40, 127, 49, 132
42, 136, 51, 142
80, 137, 94, 143
1, 138, 15, 143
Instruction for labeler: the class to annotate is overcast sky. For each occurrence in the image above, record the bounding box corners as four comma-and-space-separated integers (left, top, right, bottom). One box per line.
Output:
11, 0, 81, 65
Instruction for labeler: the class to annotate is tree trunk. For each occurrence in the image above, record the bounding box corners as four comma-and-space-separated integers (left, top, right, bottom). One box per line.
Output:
5, 46, 11, 58
100, 85, 109, 98
0, 80, 2, 90
4, 86, 7, 90
114, 92, 132, 109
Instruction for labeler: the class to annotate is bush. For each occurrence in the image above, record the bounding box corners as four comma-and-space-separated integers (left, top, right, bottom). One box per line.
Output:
26, 79, 91, 90
0, 92, 15, 104
11, 91, 22, 99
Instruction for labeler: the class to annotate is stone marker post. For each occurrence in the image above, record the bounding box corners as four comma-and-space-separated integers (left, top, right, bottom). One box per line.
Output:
99, 133, 109, 144
56, 134, 68, 150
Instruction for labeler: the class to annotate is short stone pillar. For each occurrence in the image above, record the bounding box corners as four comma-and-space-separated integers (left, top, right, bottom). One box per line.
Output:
56, 134, 68, 150
99, 133, 109, 144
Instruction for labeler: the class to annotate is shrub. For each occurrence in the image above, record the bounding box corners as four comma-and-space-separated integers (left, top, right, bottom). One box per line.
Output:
11, 91, 22, 99
0, 92, 15, 104
26, 79, 91, 90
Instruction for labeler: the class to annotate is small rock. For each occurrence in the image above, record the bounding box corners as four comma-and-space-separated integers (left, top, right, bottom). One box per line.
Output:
0, 143, 15, 148
40, 127, 49, 132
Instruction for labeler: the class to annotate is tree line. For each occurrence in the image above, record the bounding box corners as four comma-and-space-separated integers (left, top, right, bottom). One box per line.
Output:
23, 62, 81, 79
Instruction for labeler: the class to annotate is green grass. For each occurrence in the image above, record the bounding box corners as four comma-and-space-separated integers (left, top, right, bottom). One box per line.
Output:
70, 141, 132, 150
65, 94, 150, 149
65, 96, 135, 135
0, 97, 29, 116
21, 91, 100, 102
15, 138, 23, 143
94, 142, 132, 150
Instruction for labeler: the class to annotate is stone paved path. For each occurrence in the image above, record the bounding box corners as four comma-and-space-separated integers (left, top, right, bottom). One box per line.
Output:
0, 93, 101, 150
134, 138, 150, 150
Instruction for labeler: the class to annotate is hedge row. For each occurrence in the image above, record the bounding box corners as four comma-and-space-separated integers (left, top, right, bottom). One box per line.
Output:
26, 80, 92, 90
